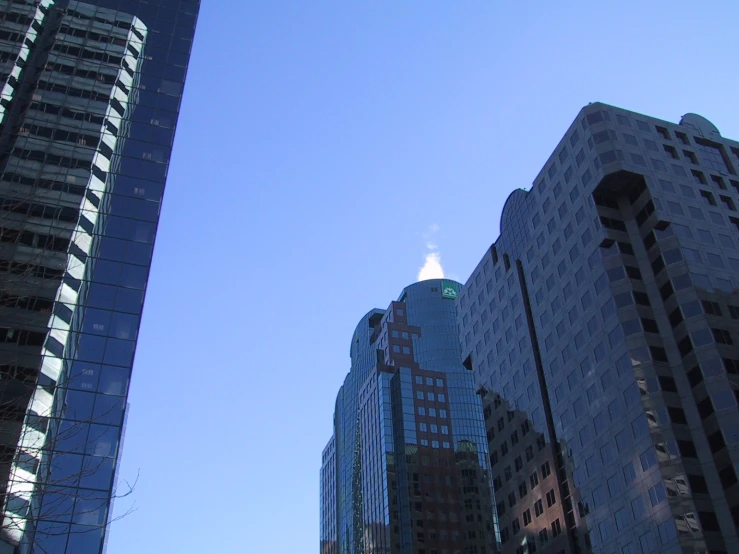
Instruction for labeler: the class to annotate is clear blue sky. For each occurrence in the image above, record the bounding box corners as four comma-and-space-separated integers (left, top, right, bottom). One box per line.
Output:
106, 1, 738, 552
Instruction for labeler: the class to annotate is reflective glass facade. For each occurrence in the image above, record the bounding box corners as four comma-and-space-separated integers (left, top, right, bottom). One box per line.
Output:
0, 1, 199, 552
321, 435, 338, 554
322, 280, 499, 553
458, 104, 739, 553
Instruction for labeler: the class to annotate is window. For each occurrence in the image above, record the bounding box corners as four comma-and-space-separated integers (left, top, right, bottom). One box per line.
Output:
656, 125, 670, 140
721, 195, 736, 211
551, 518, 562, 537
522, 509, 532, 526
712, 328, 733, 345
663, 144, 678, 159
623, 462, 636, 483
700, 190, 717, 206
530, 471, 539, 488
702, 300, 722, 316
667, 200, 684, 215
640, 447, 657, 471
546, 489, 556, 507
541, 461, 551, 478
648, 482, 667, 506
707, 253, 725, 269
534, 499, 544, 517
692, 168, 706, 183
712, 173, 727, 189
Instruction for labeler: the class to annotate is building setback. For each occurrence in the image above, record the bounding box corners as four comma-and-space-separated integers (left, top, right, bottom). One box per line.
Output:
457, 103, 739, 553
321, 280, 499, 554
0, 1, 199, 552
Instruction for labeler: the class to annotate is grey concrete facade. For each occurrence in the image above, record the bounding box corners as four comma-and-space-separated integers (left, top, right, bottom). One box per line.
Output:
457, 103, 739, 554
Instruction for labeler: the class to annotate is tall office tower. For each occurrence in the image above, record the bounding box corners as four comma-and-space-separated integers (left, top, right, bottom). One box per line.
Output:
0, 1, 199, 552
457, 103, 739, 554
321, 436, 338, 554
321, 280, 499, 554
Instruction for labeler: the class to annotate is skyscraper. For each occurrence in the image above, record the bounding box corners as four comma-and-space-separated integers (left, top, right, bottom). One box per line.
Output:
457, 103, 739, 553
321, 280, 499, 554
0, 1, 199, 552
321, 435, 337, 554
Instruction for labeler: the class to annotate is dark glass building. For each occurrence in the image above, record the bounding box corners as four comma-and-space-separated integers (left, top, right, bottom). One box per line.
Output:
321, 435, 338, 554
0, 1, 199, 552
457, 103, 739, 553
321, 280, 499, 554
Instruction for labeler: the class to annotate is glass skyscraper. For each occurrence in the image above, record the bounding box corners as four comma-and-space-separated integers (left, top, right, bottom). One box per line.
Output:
0, 1, 199, 552
458, 103, 739, 553
321, 280, 499, 554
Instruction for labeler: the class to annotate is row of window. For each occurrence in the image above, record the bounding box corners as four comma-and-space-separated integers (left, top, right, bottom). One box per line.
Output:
417, 406, 448, 418
418, 423, 449, 434
415, 376, 445, 387
500, 516, 562, 545
493, 460, 551, 492
416, 391, 446, 402
419, 439, 450, 449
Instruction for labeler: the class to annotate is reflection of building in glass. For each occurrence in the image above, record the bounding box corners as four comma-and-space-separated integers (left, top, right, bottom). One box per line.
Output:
457, 104, 739, 553
0, 1, 199, 552
479, 389, 585, 554
321, 280, 499, 553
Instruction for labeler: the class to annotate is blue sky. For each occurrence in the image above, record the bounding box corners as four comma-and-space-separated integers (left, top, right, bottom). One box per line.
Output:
106, 1, 738, 552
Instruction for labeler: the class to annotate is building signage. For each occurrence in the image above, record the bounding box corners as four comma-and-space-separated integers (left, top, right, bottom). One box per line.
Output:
442, 281, 459, 299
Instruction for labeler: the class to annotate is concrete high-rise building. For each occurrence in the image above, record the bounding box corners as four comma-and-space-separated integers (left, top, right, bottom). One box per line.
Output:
321, 280, 499, 554
457, 103, 739, 553
0, 1, 199, 552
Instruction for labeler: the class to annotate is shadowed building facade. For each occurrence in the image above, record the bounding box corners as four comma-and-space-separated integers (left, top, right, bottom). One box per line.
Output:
321, 280, 500, 554
0, 1, 199, 552
457, 103, 739, 553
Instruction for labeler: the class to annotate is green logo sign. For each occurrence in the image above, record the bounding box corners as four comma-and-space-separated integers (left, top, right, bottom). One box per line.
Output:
442, 282, 459, 299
